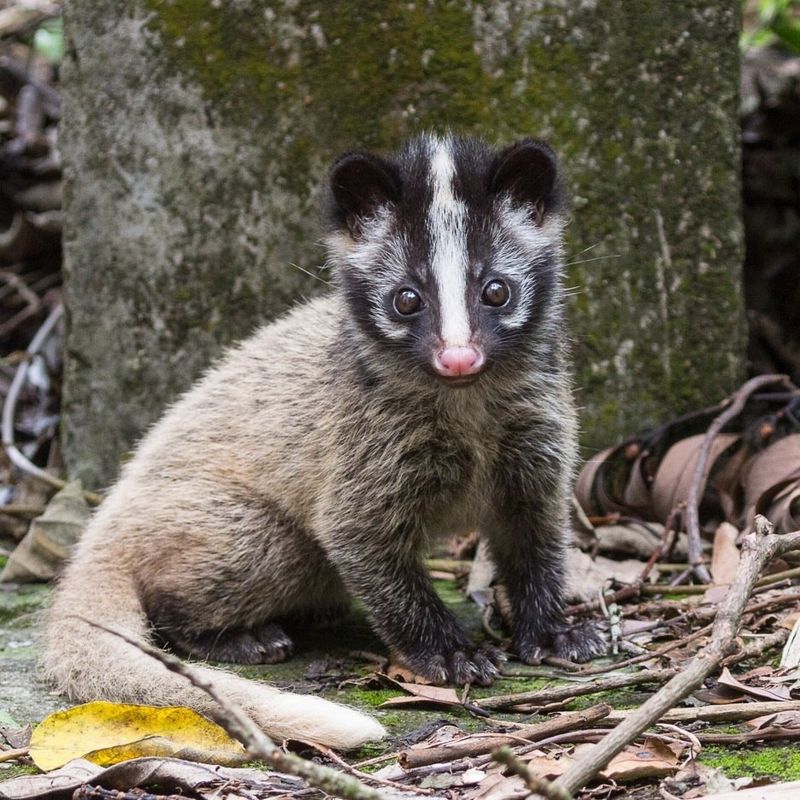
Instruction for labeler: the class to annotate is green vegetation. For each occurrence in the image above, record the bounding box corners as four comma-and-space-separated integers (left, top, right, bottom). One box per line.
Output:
743, 0, 800, 53
701, 744, 800, 781
0, 764, 38, 781
0, 584, 50, 624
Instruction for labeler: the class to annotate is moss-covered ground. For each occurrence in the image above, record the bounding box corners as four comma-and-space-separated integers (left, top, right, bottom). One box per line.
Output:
2, 576, 798, 787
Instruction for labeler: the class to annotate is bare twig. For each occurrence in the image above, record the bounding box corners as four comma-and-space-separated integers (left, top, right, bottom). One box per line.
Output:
398, 704, 611, 769
296, 738, 435, 795
754, 565, 800, 587
82, 621, 392, 800
0, 503, 46, 517
684, 375, 788, 584
603, 700, 800, 725
475, 669, 676, 711
0, 747, 29, 763
565, 584, 641, 616
692, 728, 800, 745
553, 516, 800, 796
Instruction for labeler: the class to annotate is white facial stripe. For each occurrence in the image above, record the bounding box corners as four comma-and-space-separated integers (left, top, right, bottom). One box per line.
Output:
428, 139, 471, 346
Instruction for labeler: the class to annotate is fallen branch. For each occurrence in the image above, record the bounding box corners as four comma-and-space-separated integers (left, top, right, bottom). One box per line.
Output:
475, 669, 676, 711
398, 703, 611, 769
694, 728, 800, 745
83, 621, 391, 800
602, 699, 800, 725
552, 516, 800, 796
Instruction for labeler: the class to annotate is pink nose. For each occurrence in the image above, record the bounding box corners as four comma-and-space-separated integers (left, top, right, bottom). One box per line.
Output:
433, 346, 486, 377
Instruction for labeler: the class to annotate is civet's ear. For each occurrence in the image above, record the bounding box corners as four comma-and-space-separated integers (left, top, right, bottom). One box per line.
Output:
329, 152, 401, 239
488, 139, 561, 224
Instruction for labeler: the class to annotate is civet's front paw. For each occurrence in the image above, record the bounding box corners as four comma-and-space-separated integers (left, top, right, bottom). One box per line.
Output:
404, 645, 506, 686
518, 622, 606, 665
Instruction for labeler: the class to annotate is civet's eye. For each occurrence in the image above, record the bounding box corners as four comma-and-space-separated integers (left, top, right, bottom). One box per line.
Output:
482, 279, 510, 307
394, 288, 422, 315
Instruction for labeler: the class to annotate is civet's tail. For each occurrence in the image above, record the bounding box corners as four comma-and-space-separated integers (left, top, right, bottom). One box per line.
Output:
43, 567, 385, 749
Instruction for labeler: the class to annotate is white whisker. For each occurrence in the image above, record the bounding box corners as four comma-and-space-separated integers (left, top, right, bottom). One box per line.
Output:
564, 254, 622, 267
289, 263, 331, 285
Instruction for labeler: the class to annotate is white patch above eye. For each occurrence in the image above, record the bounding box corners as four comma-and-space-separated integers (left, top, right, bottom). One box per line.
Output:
428, 138, 471, 346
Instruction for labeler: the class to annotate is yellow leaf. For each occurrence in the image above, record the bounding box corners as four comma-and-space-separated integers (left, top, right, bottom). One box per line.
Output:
29, 701, 246, 771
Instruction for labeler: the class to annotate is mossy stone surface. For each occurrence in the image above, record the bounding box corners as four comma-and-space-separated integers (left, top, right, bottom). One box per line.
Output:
61, 0, 745, 486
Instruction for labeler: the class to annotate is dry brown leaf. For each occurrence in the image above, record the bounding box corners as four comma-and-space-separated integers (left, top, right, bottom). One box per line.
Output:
565, 548, 644, 602
746, 710, 800, 729
464, 772, 528, 800
742, 433, 800, 531
0, 481, 90, 583
717, 667, 792, 702
382, 662, 434, 684
709, 522, 741, 585
376, 675, 462, 709
692, 686, 747, 705
651, 434, 739, 523
522, 753, 571, 779
600, 737, 679, 781
779, 611, 800, 631
0, 756, 284, 800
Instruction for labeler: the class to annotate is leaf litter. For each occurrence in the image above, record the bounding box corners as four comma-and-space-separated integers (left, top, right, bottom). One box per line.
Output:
0, 388, 799, 799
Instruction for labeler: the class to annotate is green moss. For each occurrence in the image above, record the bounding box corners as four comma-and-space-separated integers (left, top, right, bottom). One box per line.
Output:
345, 689, 397, 709
701, 745, 800, 781
0, 585, 50, 624
145, 1, 498, 151
0, 764, 39, 780
471, 676, 549, 700
349, 740, 391, 763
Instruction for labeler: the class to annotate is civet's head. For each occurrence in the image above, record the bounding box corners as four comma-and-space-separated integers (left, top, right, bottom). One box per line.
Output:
326, 134, 565, 387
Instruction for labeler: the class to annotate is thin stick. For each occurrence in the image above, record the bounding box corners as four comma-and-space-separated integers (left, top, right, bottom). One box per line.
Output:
602, 700, 800, 725
0, 747, 29, 763
398, 703, 611, 769
754, 566, 800, 587
553, 517, 800, 796
83, 621, 391, 800
684, 375, 788, 584
296, 739, 435, 796
475, 668, 676, 711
